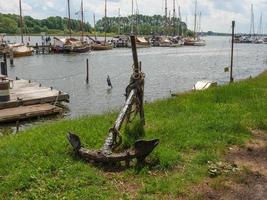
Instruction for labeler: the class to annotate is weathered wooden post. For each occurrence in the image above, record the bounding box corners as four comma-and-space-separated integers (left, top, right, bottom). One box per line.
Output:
130, 35, 145, 125
16, 121, 20, 133
230, 20, 235, 83
3, 53, 7, 67
42, 42, 45, 54
36, 43, 39, 54
130, 36, 139, 69
9, 50, 14, 67
1, 61, 7, 76
86, 58, 89, 84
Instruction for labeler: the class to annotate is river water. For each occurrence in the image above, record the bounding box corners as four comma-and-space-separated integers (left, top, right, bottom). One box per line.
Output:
4, 36, 267, 119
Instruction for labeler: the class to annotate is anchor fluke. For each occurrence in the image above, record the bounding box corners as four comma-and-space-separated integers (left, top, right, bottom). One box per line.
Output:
67, 132, 82, 151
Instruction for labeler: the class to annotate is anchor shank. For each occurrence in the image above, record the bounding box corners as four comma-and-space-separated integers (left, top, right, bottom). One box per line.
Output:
114, 89, 136, 131
102, 89, 136, 154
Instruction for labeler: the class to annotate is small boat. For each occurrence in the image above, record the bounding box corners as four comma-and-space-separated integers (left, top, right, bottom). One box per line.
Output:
128, 37, 150, 48
91, 42, 113, 51
7, 1, 33, 58
193, 80, 217, 91
158, 37, 172, 47
136, 37, 150, 48
88, 0, 113, 51
8, 43, 33, 57
52, 0, 90, 54
52, 37, 90, 53
112, 35, 129, 48
184, 37, 206, 46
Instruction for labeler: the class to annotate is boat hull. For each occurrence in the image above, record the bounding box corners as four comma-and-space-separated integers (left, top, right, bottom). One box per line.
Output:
91, 44, 113, 51
13, 50, 32, 57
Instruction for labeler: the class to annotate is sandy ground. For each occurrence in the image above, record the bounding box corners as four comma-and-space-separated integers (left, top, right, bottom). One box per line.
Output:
192, 130, 267, 200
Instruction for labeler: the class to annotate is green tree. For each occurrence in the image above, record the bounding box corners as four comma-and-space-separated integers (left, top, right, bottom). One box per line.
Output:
0, 15, 18, 34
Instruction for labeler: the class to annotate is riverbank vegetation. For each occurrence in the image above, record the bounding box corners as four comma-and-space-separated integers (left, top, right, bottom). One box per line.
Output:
0, 13, 190, 36
0, 13, 92, 35
0, 71, 266, 199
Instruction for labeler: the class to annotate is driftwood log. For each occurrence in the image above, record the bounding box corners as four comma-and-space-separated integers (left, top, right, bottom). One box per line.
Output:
67, 35, 159, 165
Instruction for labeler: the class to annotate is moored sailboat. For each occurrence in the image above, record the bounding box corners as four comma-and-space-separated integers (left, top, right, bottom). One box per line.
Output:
184, 0, 206, 46
51, 0, 90, 54
9, 0, 33, 57
90, 0, 113, 51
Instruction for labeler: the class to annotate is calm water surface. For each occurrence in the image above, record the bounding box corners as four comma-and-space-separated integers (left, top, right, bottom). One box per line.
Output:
4, 36, 267, 118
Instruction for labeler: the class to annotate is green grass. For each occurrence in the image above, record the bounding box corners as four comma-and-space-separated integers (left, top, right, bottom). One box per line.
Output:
0, 71, 267, 199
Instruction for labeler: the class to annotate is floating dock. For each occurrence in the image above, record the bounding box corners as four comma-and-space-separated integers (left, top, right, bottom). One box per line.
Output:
0, 77, 69, 123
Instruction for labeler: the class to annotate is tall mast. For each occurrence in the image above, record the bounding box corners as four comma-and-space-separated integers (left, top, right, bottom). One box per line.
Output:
258, 12, 262, 36
104, 0, 107, 44
165, 0, 168, 19
118, 8, 121, 35
131, 0, 134, 34
81, 0, 84, 42
173, 0, 176, 36
250, 4, 255, 36
198, 12, 201, 33
165, 0, 168, 30
178, 5, 181, 36
19, 0, 24, 44
93, 13, 97, 40
193, 0, 197, 39
67, 0, 71, 37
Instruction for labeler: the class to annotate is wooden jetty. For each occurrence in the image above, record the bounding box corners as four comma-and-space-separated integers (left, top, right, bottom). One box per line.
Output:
27, 43, 52, 54
0, 104, 62, 123
0, 76, 69, 123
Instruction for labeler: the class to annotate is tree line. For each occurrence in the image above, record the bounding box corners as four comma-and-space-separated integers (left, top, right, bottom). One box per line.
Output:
0, 13, 92, 34
96, 14, 190, 36
0, 12, 191, 36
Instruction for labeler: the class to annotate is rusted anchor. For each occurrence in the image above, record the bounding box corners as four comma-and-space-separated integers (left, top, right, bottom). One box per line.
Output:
67, 35, 159, 166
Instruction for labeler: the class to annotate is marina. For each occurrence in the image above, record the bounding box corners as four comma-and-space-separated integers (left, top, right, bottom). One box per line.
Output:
1, 1, 267, 199
2, 36, 267, 119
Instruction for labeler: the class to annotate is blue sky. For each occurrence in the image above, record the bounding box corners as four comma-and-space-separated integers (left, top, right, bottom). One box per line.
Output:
0, 0, 266, 33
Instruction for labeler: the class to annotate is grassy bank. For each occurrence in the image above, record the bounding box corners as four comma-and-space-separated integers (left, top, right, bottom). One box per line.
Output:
0, 71, 267, 199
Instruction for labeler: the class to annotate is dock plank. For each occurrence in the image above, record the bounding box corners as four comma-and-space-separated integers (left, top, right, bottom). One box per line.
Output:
0, 104, 62, 123
0, 79, 69, 109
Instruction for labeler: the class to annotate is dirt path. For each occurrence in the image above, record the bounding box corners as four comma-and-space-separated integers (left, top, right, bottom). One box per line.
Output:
193, 130, 267, 200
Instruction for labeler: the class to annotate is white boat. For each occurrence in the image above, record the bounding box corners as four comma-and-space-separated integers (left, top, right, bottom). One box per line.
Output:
128, 37, 150, 48
193, 80, 217, 91
8, 43, 33, 57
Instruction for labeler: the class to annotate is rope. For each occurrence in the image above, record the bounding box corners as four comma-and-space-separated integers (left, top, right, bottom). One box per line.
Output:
54, 91, 60, 106
20, 71, 84, 82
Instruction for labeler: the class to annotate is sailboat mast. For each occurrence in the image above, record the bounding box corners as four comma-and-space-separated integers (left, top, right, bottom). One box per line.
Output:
131, 0, 134, 34
250, 4, 255, 36
118, 8, 121, 35
178, 5, 181, 36
19, 0, 24, 44
81, 0, 84, 42
258, 13, 262, 36
93, 13, 97, 40
67, 0, 71, 37
173, 0, 176, 36
198, 12, 201, 33
193, 0, 197, 39
104, 0, 107, 44
165, 0, 168, 30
